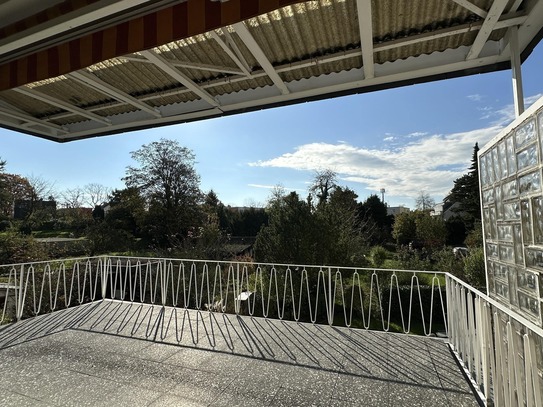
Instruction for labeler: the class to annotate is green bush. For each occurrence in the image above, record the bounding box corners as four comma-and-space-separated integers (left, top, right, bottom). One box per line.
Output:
370, 246, 388, 268
0, 231, 48, 264
464, 247, 486, 288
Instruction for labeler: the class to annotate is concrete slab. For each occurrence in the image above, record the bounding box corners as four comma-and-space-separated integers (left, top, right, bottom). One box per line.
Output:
0, 300, 479, 406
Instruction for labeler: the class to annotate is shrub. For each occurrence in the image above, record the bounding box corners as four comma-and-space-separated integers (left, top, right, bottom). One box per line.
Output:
370, 246, 388, 268
0, 231, 48, 264
464, 247, 486, 288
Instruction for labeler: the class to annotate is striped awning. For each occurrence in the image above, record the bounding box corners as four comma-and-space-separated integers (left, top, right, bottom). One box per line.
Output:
0, 0, 303, 91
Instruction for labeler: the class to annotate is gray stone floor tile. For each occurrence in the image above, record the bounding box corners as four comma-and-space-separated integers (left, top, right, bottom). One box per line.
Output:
100, 384, 164, 407
148, 393, 208, 407
333, 373, 389, 403
0, 300, 479, 407
0, 390, 50, 407
270, 387, 330, 407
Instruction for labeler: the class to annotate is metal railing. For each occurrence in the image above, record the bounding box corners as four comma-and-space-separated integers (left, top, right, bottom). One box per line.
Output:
2, 255, 543, 406
1, 256, 447, 335
447, 274, 543, 407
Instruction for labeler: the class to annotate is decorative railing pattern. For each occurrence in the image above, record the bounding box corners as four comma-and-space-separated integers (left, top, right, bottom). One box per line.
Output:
2, 256, 543, 405
1, 256, 447, 335
447, 274, 543, 406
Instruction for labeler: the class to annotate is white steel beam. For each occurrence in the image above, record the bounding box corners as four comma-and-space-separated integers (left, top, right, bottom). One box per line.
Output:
68, 71, 162, 118
374, 11, 526, 52
356, 0, 375, 79
13, 87, 111, 125
140, 50, 220, 107
233, 22, 289, 95
450, 0, 488, 18
509, 26, 524, 117
466, 0, 509, 60
119, 55, 244, 76
0, 105, 66, 134
210, 30, 252, 77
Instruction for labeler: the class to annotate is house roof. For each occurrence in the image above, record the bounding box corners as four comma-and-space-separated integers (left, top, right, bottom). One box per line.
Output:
1, 0, 542, 142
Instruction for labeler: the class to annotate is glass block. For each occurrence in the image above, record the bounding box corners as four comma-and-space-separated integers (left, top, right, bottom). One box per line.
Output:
502, 179, 518, 200
498, 142, 508, 179
515, 119, 536, 149
483, 188, 495, 205
506, 136, 516, 174
480, 155, 488, 186
491, 147, 500, 183
495, 186, 503, 220
495, 281, 509, 300
497, 225, 513, 241
517, 269, 538, 294
508, 266, 519, 306
495, 263, 508, 280
489, 206, 497, 240
513, 224, 524, 264
521, 199, 533, 244
499, 244, 515, 263
518, 292, 540, 318
517, 144, 539, 171
533, 197, 543, 245
519, 171, 541, 195
503, 202, 520, 220
526, 248, 543, 270
486, 243, 498, 258
483, 208, 492, 239
486, 153, 495, 184
487, 266, 495, 294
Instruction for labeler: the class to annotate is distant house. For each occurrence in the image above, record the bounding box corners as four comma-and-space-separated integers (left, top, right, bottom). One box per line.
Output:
434, 201, 465, 221
387, 206, 410, 216
13, 200, 56, 219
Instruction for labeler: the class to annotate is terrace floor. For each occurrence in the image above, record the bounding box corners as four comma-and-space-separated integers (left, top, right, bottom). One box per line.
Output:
0, 300, 479, 406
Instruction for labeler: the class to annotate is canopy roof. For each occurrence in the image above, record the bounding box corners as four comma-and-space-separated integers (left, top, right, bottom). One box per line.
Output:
1, 0, 542, 142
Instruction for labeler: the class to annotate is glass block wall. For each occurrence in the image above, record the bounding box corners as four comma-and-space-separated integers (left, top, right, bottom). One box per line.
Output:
480, 98, 543, 325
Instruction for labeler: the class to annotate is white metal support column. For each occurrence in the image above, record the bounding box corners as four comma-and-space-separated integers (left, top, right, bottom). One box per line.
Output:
510, 25, 525, 117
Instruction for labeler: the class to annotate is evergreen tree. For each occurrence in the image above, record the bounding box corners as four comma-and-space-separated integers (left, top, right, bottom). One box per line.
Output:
445, 143, 481, 232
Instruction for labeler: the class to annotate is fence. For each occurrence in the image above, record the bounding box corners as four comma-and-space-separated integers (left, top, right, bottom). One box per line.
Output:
2, 255, 543, 405
1, 256, 447, 335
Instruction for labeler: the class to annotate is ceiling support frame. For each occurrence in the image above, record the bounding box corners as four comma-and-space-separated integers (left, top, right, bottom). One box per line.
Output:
0, 104, 66, 135
140, 50, 221, 108
466, 0, 509, 60
356, 0, 375, 79
509, 26, 524, 117
13, 87, 111, 126
232, 22, 290, 95
68, 71, 162, 118
210, 30, 252, 77
450, 0, 488, 18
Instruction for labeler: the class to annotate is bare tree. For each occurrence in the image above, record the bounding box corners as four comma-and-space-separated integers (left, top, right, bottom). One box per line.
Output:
415, 191, 435, 212
27, 174, 56, 201
309, 169, 337, 207
84, 183, 111, 208
61, 187, 84, 208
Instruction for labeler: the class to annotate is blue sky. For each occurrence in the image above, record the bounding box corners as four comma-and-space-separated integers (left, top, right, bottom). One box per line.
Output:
2, 40, 543, 209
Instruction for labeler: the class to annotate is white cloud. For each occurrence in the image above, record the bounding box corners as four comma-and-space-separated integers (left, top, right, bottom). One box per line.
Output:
467, 94, 483, 102
383, 136, 395, 142
249, 125, 502, 199
248, 183, 304, 192
483, 93, 543, 125
407, 131, 428, 138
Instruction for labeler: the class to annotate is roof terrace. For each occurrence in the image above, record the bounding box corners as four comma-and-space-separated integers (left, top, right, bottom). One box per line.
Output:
2, 255, 541, 406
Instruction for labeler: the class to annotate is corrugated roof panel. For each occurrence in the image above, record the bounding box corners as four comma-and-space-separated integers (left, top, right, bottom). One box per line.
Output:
28, 76, 111, 109
0, 90, 63, 118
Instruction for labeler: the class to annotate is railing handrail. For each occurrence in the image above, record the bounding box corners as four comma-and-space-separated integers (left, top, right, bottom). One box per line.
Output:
102, 255, 446, 275
446, 272, 543, 338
